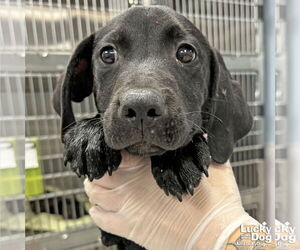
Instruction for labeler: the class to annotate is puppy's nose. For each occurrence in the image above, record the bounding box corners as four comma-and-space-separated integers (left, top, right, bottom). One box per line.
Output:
120, 89, 165, 127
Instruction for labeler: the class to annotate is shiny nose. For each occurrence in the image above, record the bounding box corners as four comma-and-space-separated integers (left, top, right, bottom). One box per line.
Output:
120, 89, 165, 126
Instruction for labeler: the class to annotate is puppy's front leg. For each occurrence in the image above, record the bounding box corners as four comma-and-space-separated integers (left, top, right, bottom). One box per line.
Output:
151, 151, 185, 201
63, 114, 121, 180
151, 134, 210, 201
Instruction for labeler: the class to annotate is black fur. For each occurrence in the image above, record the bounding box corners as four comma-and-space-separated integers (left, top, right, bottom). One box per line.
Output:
63, 114, 121, 180
151, 133, 210, 201
101, 230, 146, 250
53, 6, 253, 250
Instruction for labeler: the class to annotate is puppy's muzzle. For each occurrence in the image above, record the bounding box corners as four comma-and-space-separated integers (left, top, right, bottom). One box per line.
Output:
119, 89, 165, 131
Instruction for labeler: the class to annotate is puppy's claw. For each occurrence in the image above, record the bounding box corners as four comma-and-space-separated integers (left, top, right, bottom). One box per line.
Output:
107, 166, 113, 176
175, 193, 183, 202
75, 169, 81, 178
88, 174, 94, 182
187, 184, 194, 196
203, 165, 209, 177
163, 188, 169, 196
111, 151, 122, 167
63, 156, 68, 167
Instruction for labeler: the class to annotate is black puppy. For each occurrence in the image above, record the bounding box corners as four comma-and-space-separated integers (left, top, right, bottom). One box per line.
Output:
53, 6, 253, 250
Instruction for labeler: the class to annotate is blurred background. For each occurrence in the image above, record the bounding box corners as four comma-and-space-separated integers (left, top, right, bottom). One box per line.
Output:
0, 0, 298, 249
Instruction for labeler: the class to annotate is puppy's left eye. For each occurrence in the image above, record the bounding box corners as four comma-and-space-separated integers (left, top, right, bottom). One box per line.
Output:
100, 46, 117, 64
176, 44, 196, 63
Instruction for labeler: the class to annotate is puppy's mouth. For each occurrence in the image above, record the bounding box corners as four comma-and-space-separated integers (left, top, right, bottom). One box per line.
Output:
125, 142, 166, 156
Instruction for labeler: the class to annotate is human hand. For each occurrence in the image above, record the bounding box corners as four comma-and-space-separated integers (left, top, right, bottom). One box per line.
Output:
84, 151, 253, 250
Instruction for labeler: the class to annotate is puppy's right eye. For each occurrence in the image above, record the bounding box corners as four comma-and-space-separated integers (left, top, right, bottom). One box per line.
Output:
100, 46, 117, 64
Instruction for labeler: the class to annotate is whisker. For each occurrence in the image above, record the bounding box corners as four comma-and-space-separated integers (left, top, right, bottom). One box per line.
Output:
201, 111, 223, 124
62, 120, 77, 131
185, 118, 205, 134
183, 110, 223, 124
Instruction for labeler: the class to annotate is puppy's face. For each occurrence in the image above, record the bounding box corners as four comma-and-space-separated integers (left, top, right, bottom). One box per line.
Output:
54, 5, 253, 164
93, 7, 210, 156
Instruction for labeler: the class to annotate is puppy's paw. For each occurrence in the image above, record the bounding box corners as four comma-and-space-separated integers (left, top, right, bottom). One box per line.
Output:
177, 134, 211, 195
177, 156, 202, 196
152, 152, 185, 201
192, 133, 211, 177
63, 115, 121, 181
151, 133, 211, 201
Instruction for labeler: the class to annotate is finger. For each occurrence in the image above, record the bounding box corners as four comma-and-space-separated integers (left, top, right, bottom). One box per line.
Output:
84, 178, 127, 212
89, 189, 125, 212
89, 206, 127, 237
84, 178, 111, 199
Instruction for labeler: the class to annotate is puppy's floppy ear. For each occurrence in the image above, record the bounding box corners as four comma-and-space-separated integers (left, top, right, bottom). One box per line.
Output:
52, 34, 95, 141
203, 49, 253, 163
